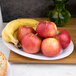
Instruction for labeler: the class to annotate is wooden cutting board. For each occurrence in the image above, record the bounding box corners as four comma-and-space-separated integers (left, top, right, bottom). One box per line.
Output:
8, 18, 76, 64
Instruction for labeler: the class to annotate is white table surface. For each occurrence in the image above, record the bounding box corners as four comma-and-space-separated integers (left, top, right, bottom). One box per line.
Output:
0, 23, 76, 76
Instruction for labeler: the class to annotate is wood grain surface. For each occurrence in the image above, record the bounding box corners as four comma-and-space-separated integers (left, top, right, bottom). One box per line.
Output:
8, 18, 76, 64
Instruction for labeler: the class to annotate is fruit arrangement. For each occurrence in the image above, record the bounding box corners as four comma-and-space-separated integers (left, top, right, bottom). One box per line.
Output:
2, 18, 71, 57
2, 18, 39, 46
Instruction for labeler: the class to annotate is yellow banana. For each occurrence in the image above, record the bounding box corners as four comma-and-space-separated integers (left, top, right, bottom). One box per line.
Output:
2, 18, 39, 46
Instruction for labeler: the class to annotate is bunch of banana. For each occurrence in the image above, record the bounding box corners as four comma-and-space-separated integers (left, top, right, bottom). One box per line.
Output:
2, 18, 39, 46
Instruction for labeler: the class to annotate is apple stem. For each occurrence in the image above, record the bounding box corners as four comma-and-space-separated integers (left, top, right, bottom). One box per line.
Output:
56, 31, 60, 35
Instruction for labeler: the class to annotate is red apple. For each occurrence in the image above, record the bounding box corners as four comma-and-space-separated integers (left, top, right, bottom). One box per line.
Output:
41, 38, 61, 57
17, 26, 35, 43
36, 21, 57, 38
22, 33, 42, 54
56, 29, 71, 49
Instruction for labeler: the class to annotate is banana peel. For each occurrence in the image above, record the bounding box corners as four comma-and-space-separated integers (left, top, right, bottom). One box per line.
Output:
2, 18, 39, 46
